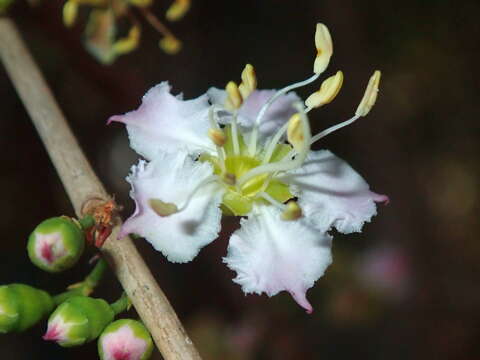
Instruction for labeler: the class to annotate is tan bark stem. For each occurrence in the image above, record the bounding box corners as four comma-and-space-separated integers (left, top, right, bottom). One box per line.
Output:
0, 16, 201, 360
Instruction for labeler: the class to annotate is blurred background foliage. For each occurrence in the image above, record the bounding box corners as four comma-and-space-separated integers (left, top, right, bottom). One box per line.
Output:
1, 0, 479, 359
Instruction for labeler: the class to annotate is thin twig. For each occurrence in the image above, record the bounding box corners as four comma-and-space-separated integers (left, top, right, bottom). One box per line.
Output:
0, 17, 201, 360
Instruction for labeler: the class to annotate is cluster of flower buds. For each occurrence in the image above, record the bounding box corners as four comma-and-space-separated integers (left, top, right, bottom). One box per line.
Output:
0, 284, 54, 333
60, 0, 190, 63
1, 210, 154, 358
27, 216, 85, 273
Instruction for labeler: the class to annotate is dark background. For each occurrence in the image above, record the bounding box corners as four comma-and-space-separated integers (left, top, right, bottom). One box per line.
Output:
1, 0, 479, 359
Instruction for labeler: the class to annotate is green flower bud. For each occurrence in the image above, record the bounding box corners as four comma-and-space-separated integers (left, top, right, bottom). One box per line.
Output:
0, 284, 54, 333
43, 296, 114, 347
27, 217, 85, 273
98, 319, 153, 360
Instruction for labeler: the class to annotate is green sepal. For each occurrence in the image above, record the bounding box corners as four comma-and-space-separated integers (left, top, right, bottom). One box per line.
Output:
98, 319, 153, 360
221, 191, 253, 216
27, 216, 85, 273
264, 180, 294, 204
78, 215, 95, 230
0, 284, 54, 333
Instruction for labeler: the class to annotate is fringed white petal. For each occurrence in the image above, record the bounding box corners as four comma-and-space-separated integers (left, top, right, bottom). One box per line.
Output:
109, 82, 215, 160
224, 205, 332, 313
120, 151, 223, 263
280, 150, 389, 234
207, 88, 300, 139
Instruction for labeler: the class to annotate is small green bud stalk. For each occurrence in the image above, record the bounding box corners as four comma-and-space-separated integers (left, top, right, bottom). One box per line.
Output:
28, 216, 85, 272
98, 319, 153, 360
43, 296, 114, 347
0, 284, 54, 333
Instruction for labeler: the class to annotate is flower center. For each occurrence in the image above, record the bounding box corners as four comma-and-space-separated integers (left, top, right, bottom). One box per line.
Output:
201, 125, 293, 216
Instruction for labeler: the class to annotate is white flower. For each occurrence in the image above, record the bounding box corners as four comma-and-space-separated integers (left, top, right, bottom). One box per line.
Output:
109, 23, 388, 313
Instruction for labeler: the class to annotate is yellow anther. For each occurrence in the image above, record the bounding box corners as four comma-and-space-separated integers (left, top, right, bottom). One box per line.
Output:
63, 1, 79, 28
287, 113, 305, 151
355, 70, 381, 117
208, 128, 227, 147
223, 173, 237, 186
281, 201, 303, 221
314, 23, 333, 75
159, 36, 182, 55
166, 0, 191, 21
305, 70, 344, 109
149, 199, 179, 217
238, 64, 257, 100
113, 26, 141, 55
224, 81, 243, 110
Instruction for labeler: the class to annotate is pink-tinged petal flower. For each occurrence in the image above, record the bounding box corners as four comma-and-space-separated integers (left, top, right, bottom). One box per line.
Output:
280, 150, 389, 233
43, 316, 70, 343
99, 320, 153, 360
120, 151, 223, 263
207, 88, 300, 138
224, 205, 332, 313
109, 82, 215, 160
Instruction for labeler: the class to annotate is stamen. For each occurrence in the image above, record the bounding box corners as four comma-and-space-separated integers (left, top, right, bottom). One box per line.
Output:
355, 70, 381, 117
224, 81, 243, 111
310, 71, 381, 146
281, 200, 303, 221
177, 175, 219, 212
208, 128, 226, 147
248, 73, 320, 156
310, 114, 360, 145
231, 112, 241, 155
258, 192, 286, 212
140, 7, 182, 54
261, 121, 290, 164
239, 103, 311, 187
314, 23, 333, 74
287, 113, 305, 152
305, 70, 343, 109
208, 107, 226, 172
238, 64, 257, 100
166, 0, 191, 21
149, 199, 179, 217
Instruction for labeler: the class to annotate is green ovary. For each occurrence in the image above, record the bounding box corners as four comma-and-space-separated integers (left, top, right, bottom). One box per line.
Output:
201, 126, 293, 216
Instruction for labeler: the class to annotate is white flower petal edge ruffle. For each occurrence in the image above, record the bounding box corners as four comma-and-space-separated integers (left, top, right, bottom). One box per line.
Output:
109, 82, 215, 160
120, 151, 223, 263
280, 150, 389, 234
207, 88, 300, 139
224, 205, 333, 313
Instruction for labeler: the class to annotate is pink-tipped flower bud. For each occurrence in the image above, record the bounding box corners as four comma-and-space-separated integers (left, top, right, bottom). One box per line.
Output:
0, 284, 54, 333
98, 319, 153, 360
27, 217, 85, 273
43, 296, 114, 347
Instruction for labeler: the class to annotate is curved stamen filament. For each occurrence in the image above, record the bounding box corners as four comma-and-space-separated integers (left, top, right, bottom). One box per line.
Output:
261, 121, 289, 164
208, 107, 226, 172
248, 73, 320, 156
231, 111, 240, 155
239, 103, 311, 187
177, 175, 219, 212
258, 192, 286, 211
310, 114, 359, 145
